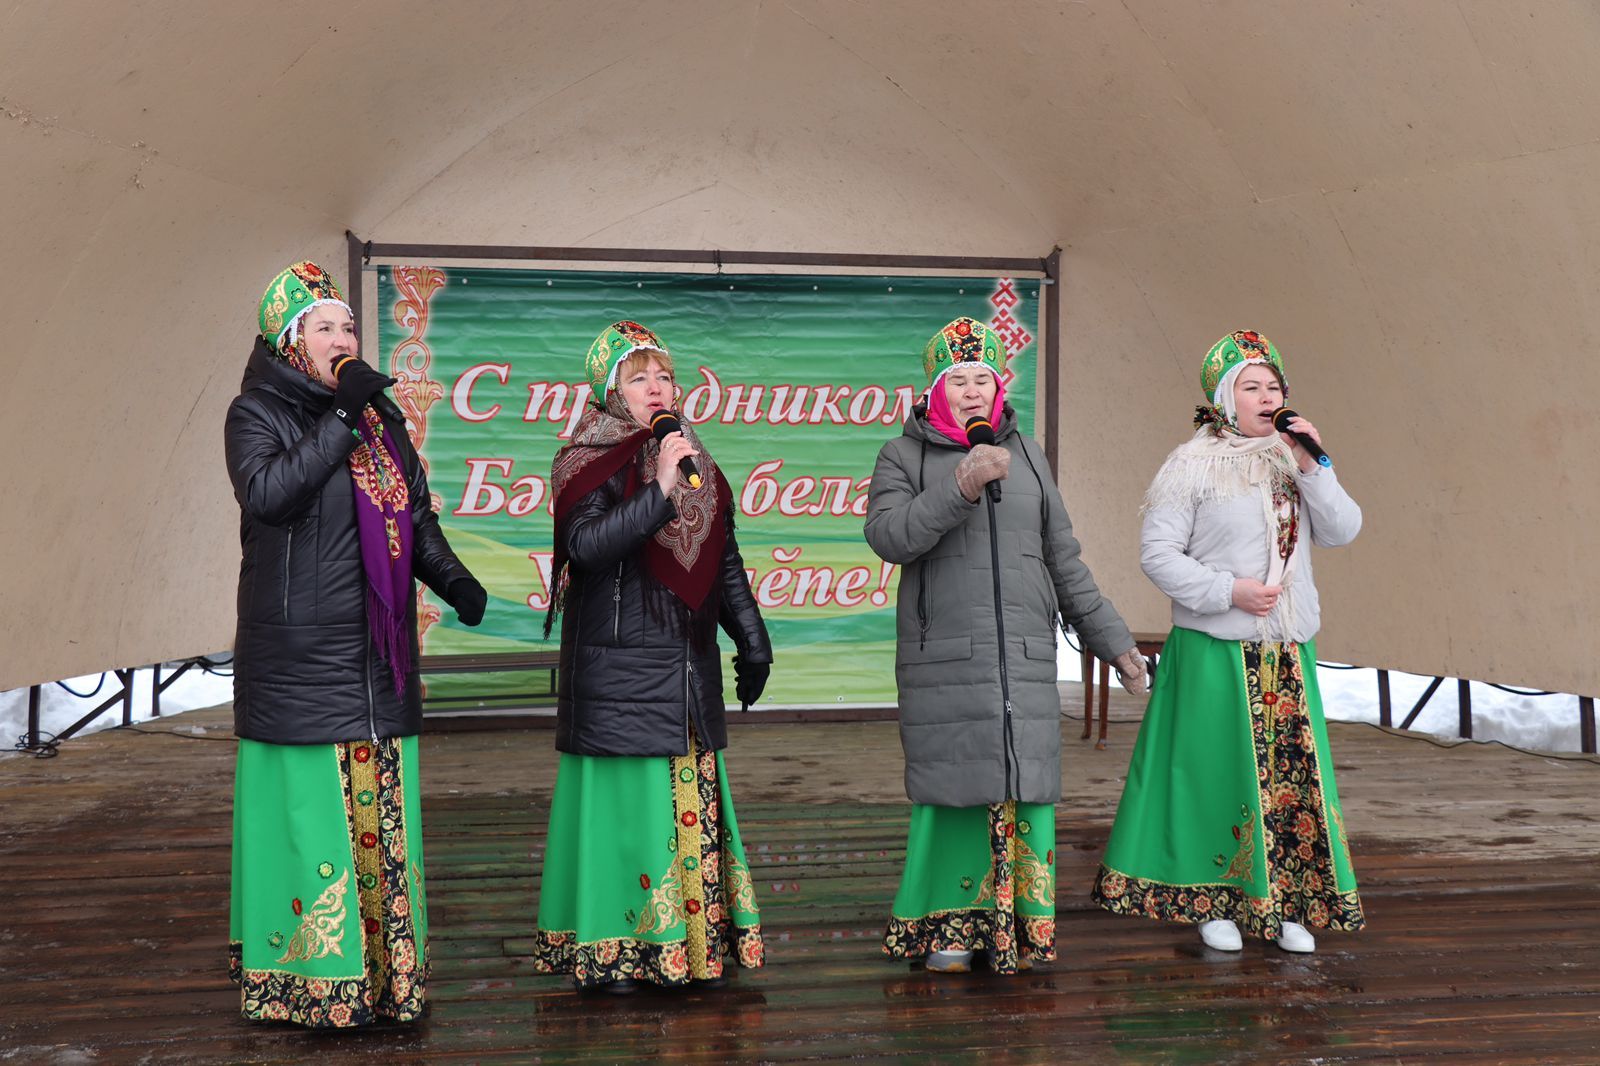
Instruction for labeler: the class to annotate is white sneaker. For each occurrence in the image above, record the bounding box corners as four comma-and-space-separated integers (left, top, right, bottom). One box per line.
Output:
1276, 921, 1316, 953
925, 949, 974, 973
1198, 919, 1243, 951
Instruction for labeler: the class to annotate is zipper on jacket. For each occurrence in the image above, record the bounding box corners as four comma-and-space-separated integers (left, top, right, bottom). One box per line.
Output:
916, 438, 929, 650
986, 493, 1019, 800
365, 632, 378, 744
611, 562, 623, 643
683, 635, 694, 753
282, 527, 295, 622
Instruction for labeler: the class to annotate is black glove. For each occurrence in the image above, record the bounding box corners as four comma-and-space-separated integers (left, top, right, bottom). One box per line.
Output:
445, 576, 488, 627
732, 655, 769, 709
331, 358, 397, 428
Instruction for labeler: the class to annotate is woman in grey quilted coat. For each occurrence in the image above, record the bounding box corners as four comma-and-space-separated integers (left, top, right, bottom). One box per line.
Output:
864, 316, 1147, 975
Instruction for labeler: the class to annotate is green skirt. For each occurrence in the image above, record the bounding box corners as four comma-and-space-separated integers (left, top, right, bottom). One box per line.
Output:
883, 800, 1056, 974
532, 738, 764, 987
1091, 626, 1364, 940
229, 735, 428, 1027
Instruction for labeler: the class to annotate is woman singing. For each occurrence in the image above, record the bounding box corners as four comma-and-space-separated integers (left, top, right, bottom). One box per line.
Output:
1092, 329, 1364, 955
226, 261, 486, 1026
866, 316, 1146, 975
533, 321, 772, 993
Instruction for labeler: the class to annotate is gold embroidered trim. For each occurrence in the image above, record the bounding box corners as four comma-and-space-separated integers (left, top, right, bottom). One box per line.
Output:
672, 743, 709, 974
1330, 805, 1350, 860
276, 869, 350, 963
633, 855, 687, 936
726, 851, 759, 917
1012, 833, 1054, 906
1223, 803, 1257, 882
347, 743, 386, 987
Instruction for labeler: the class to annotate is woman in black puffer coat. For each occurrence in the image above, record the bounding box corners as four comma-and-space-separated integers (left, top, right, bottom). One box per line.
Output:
227, 337, 480, 744
224, 261, 484, 1029
532, 320, 772, 994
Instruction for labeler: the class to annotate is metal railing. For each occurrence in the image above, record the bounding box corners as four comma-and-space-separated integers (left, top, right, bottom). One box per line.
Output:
1370, 668, 1597, 753
1070, 631, 1597, 755
14, 656, 232, 757
14, 652, 1598, 756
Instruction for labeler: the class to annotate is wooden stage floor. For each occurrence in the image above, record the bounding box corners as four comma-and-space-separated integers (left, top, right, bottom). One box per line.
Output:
2, 688, 1598, 1064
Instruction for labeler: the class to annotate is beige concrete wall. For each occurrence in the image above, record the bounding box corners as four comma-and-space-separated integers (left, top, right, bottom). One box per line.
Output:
1053, 2, 1600, 696
2, 1, 1596, 696
0, 117, 346, 687
1057, 152, 1600, 695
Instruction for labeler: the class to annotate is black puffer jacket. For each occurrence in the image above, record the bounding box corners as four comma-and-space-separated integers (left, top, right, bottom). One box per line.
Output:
225, 339, 471, 744
556, 467, 771, 756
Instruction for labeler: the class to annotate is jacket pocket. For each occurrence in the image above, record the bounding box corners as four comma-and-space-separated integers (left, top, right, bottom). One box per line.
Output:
611, 563, 623, 643
1013, 536, 1059, 617
281, 526, 296, 624
898, 636, 972, 664
1022, 636, 1057, 662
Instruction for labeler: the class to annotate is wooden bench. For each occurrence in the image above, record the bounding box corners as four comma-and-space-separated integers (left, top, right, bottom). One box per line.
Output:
419, 650, 562, 709
1079, 630, 1167, 750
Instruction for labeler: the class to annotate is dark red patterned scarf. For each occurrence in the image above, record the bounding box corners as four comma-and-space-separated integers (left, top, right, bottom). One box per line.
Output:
544, 395, 730, 641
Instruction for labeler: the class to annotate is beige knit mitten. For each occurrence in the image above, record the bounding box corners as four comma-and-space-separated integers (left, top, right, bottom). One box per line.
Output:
954, 444, 1010, 502
1111, 648, 1149, 697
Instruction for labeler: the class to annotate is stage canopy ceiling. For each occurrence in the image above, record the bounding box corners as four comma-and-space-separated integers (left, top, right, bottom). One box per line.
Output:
3, 1, 1596, 695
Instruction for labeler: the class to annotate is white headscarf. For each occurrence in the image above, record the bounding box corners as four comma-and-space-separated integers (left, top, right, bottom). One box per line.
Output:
1214, 360, 1250, 429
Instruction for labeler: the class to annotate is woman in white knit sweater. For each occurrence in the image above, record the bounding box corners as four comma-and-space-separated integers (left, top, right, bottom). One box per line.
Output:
1091, 330, 1365, 956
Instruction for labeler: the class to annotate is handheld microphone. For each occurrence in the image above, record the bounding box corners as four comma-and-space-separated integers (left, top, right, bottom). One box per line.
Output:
330, 354, 405, 426
649, 410, 702, 490
1271, 407, 1332, 468
963, 415, 1002, 503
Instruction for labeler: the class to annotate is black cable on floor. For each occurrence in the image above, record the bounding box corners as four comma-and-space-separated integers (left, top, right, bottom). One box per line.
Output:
1346, 716, 1598, 762
121, 724, 237, 743
12, 731, 61, 758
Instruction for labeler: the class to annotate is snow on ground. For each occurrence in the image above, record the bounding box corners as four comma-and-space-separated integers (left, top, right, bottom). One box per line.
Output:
0, 657, 235, 757
1054, 635, 1586, 754
1313, 662, 1584, 753
0, 642, 1587, 756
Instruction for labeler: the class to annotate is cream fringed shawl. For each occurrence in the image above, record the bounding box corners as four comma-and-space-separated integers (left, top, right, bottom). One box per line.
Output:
1142, 427, 1305, 641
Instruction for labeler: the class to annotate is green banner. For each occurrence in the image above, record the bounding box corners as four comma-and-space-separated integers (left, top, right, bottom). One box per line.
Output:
377, 266, 1039, 707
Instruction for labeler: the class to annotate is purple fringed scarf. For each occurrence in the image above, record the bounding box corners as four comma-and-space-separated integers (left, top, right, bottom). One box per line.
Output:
350, 414, 415, 695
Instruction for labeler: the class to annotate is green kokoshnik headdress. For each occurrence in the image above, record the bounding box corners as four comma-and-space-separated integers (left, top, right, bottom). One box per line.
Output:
258, 261, 351, 352
922, 316, 1006, 387
1200, 329, 1286, 404
585, 320, 670, 400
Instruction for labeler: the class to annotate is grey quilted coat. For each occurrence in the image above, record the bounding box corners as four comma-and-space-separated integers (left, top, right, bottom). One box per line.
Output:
864, 406, 1135, 807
